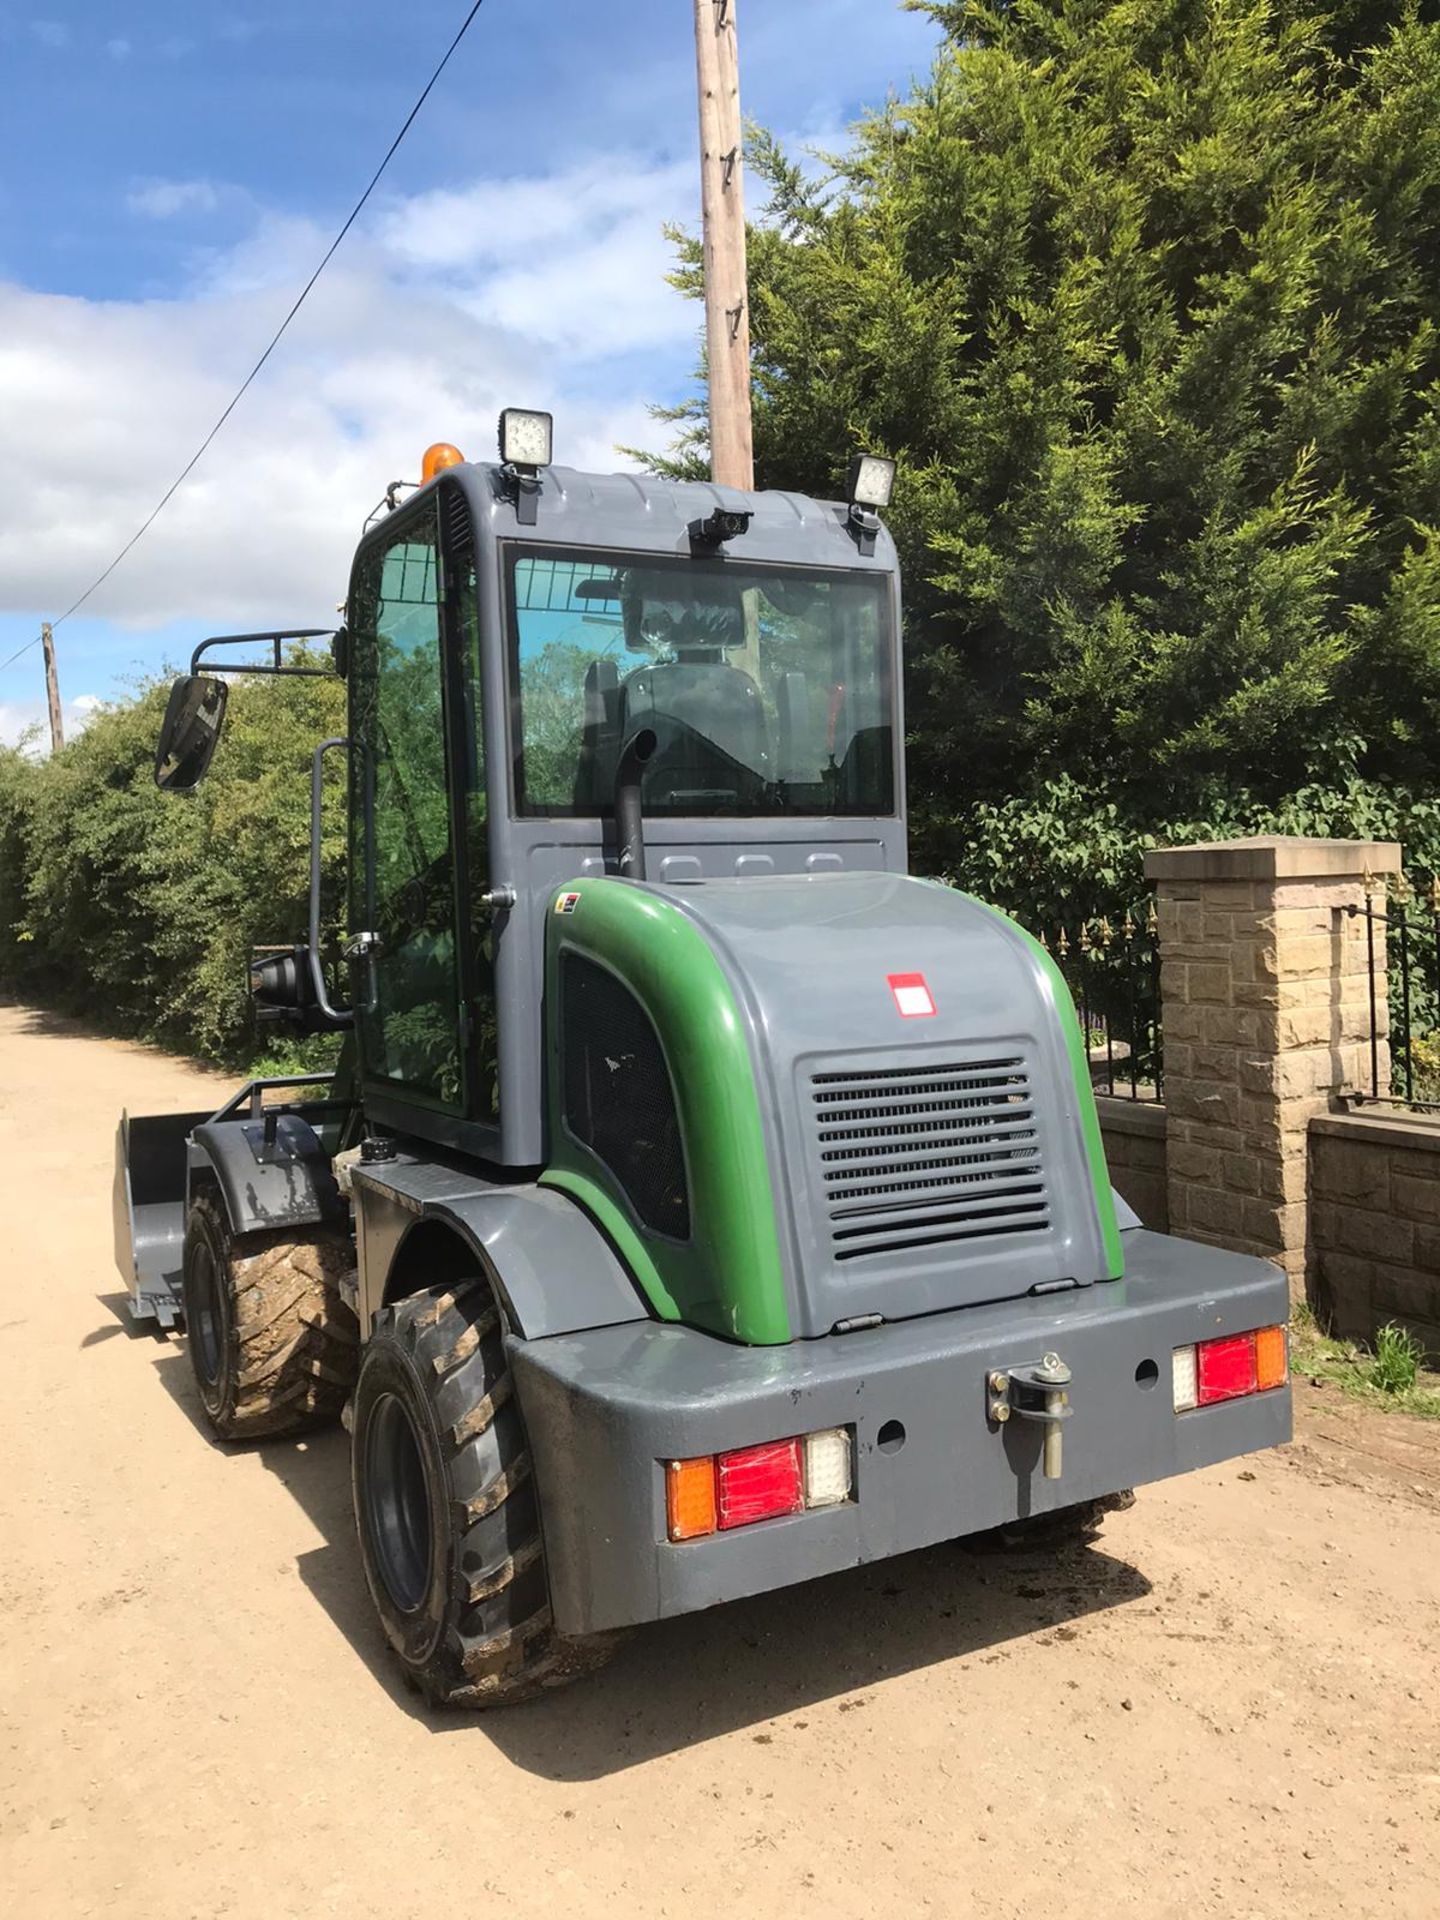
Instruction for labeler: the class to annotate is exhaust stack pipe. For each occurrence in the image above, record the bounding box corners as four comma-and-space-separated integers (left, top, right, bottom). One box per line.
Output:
615, 728, 658, 881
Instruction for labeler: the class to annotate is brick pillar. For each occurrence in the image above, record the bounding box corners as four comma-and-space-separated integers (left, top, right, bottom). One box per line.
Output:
1143, 836, 1401, 1294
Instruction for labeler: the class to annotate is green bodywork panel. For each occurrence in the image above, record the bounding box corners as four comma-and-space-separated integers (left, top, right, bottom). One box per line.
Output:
540, 879, 791, 1346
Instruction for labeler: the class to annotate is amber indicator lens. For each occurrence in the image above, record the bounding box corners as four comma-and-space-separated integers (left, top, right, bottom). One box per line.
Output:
665, 1457, 718, 1542
1254, 1324, 1288, 1392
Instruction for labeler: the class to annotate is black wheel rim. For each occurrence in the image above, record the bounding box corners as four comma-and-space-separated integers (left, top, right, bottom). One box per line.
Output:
364, 1393, 433, 1615
190, 1238, 223, 1387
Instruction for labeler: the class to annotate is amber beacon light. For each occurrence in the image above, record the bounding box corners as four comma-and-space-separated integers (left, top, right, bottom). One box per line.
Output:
421, 442, 465, 483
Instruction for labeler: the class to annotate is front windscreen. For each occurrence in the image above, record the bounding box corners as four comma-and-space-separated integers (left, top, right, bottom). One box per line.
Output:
506, 546, 895, 818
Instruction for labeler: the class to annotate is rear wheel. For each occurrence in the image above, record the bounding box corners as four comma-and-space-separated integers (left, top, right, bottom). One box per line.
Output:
181, 1192, 358, 1441
351, 1279, 616, 1708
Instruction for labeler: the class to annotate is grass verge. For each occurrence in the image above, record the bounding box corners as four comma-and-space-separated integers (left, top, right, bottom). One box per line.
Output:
1290, 1305, 1440, 1421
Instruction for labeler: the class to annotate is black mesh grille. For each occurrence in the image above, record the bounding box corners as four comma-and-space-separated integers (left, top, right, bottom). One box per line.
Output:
810, 1056, 1048, 1261
440, 479, 473, 568
562, 953, 690, 1240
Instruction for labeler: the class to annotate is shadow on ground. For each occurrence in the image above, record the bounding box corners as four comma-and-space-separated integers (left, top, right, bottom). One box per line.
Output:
5, 996, 235, 1071
143, 1332, 1150, 1781
82, 1289, 168, 1349
7, 1001, 132, 1044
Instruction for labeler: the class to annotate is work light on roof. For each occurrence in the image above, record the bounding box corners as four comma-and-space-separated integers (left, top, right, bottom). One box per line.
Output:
498, 408, 554, 470
847, 452, 897, 511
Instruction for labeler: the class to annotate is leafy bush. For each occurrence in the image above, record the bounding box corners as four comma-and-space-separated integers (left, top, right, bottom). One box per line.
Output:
944, 750, 1440, 928
0, 659, 345, 1066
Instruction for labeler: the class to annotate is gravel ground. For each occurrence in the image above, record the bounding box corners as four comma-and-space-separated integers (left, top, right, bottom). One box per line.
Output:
1, 1002, 1437, 1920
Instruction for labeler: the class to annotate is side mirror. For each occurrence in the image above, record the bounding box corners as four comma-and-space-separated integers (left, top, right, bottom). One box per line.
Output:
154, 675, 228, 791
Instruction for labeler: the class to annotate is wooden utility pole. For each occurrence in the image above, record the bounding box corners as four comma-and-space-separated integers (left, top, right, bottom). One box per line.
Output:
40, 621, 64, 754
693, 0, 754, 491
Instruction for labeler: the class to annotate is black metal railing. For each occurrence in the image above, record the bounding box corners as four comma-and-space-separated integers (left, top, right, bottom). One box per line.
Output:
1037, 906, 1163, 1103
931, 878, 1165, 1102
1345, 873, 1440, 1111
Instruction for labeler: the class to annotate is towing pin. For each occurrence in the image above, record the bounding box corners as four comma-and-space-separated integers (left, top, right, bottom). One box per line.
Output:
1043, 1391, 1064, 1478
1033, 1351, 1072, 1481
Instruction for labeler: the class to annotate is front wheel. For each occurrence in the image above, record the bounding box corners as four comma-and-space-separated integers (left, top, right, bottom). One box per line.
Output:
351, 1279, 616, 1708
181, 1193, 358, 1441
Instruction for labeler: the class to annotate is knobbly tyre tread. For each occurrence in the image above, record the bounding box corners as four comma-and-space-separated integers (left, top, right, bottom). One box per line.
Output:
354, 1279, 617, 1708
184, 1192, 359, 1441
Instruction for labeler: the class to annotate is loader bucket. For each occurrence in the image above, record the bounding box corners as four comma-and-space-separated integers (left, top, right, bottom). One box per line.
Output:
113, 1110, 212, 1327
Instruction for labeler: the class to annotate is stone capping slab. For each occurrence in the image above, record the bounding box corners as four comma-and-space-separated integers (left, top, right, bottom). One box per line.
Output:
1093, 1096, 1167, 1138
1310, 1108, 1440, 1153
1145, 835, 1402, 882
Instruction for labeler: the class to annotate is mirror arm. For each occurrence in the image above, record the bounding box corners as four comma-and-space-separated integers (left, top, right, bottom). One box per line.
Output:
309, 738, 354, 1028
190, 629, 338, 677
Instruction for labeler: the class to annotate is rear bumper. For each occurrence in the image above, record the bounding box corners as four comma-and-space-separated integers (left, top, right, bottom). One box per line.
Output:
510, 1229, 1292, 1636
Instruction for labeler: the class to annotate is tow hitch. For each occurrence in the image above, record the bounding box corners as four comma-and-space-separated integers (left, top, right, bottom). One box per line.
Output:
988, 1352, 1073, 1479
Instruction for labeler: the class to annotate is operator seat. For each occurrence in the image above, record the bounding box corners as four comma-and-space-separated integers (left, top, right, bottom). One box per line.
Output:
620, 658, 768, 808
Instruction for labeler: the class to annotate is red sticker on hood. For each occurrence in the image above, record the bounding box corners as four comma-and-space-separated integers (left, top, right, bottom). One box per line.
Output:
888, 972, 936, 1018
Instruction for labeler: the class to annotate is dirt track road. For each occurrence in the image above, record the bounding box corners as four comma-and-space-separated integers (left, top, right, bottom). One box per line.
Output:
2, 1002, 1439, 1919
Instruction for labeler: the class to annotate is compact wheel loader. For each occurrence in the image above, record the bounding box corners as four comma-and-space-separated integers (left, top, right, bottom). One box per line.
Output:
115, 413, 1292, 1707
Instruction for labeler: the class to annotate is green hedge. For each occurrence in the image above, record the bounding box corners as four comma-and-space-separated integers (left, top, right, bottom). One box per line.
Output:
935, 755, 1440, 930
0, 663, 345, 1067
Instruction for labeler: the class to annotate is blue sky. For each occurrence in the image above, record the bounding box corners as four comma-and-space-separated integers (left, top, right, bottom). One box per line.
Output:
0, 1, 941, 744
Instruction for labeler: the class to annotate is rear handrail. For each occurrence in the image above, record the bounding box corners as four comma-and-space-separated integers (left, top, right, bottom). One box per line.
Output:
207, 1074, 334, 1125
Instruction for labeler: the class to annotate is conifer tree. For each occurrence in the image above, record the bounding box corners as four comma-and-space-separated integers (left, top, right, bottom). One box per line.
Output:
659, 2, 1440, 866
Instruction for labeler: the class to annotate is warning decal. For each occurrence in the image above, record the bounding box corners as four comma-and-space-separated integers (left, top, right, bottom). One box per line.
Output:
887, 972, 936, 1018
556, 892, 582, 915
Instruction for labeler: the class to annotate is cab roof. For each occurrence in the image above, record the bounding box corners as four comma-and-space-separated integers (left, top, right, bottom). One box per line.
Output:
430, 461, 900, 575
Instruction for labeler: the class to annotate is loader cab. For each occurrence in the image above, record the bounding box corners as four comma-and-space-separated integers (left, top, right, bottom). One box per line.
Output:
333, 433, 907, 1169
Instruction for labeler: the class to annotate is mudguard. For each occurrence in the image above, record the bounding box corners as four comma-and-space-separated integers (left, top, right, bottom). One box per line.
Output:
350, 1156, 650, 1338
190, 1113, 345, 1237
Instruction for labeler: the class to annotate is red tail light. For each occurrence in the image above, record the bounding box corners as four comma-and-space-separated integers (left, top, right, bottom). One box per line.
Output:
664, 1429, 853, 1541
716, 1438, 804, 1530
1196, 1330, 1258, 1405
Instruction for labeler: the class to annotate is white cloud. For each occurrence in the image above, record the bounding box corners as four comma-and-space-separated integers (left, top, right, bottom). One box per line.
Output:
107, 37, 131, 61
126, 177, 223, 220
30, 19, 69, 49
379, 156, 699, 358
0, 693, 105, 753
0, 152, 698, 642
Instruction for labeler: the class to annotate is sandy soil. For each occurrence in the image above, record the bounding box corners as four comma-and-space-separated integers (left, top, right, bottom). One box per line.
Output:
1, 1000, 1438, 1920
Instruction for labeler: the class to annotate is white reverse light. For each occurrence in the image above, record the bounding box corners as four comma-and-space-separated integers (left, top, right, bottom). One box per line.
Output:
802, 1427, 853, 1508
1172, 1345, 1198, 1413
498, 407, 554, 469
847, 452, 897, 511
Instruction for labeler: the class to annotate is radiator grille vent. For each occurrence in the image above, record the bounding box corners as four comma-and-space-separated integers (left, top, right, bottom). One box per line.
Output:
810, 1056, 1048, 1261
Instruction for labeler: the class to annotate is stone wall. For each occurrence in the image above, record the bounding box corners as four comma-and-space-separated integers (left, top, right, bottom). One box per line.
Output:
1308, 1110, 1440, 1363
1096, 1098, 1169, 1231
1144, 837, 1400, 1294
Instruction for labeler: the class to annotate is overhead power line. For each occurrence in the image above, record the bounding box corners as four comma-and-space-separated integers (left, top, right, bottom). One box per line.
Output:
19, 0, 489, 659
0, 634, 40, 674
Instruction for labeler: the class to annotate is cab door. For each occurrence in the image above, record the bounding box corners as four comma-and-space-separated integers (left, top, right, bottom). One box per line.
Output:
348, 492, 495, 1138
